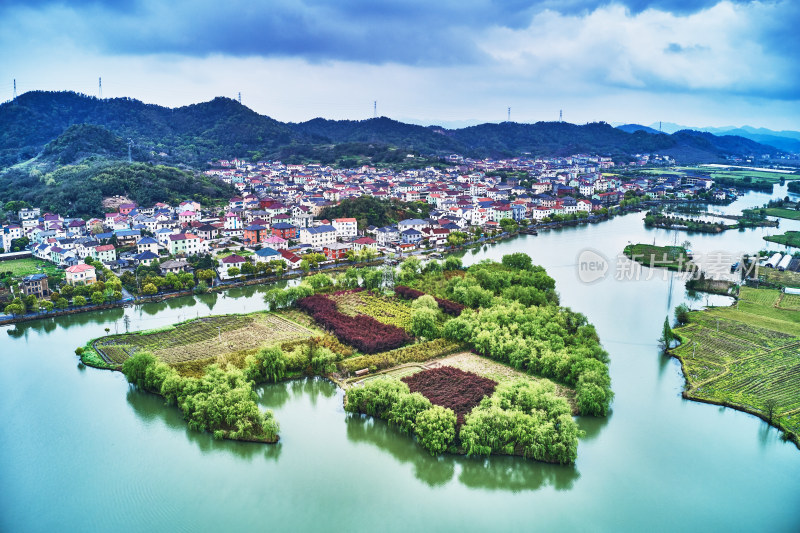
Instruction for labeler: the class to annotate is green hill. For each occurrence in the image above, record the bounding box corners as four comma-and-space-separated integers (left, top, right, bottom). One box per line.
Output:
0, 91, 783, 173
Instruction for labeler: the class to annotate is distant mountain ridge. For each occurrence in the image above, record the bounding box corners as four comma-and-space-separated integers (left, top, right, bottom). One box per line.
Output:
647, 122, 800, 153
0, 91, 784, 172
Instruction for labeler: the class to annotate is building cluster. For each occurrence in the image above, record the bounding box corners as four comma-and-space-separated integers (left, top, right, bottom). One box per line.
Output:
2, 153, 723, 291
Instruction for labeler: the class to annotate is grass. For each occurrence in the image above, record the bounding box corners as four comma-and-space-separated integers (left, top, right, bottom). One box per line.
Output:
623, 243, 693, 271
94, 312, 315, 371
761, 269, 800, 289
671, 286, 800, 444
0, 258, 62, 278
764, 231, 800, 248
764, 207, 800, 221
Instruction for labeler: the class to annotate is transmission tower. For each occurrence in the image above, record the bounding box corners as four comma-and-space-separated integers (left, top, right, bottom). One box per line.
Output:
559, 109, 563, 122
238, 92, 242, 104
373, 100, 377, 118
507, 106, 511, 122
13, 79, 16, 100
382, 264, 395, 291
99, 77, 102, 99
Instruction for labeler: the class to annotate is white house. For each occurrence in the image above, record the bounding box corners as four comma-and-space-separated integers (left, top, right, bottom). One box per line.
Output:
332, 218, 357, 239
300, 225, 336, 247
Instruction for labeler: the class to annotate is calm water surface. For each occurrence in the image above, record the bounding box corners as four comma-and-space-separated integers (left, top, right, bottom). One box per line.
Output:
2, 186, 799, 532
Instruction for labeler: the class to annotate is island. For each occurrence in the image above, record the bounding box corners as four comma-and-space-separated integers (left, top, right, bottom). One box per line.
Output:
81, 253, 613, 464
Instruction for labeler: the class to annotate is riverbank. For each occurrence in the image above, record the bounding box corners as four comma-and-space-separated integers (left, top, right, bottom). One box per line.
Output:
669, 286, 800, 448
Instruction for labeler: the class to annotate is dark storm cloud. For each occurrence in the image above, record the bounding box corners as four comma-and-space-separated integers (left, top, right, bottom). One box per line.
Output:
0, 0, 759, 64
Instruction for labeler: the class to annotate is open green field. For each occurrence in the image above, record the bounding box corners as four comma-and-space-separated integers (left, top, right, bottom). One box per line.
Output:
0, 258, 62, 278
764, 207, 800, 221
764, 231, 800, 248
94, 312, 317, 369
671, 285, 800, 443
623, 243, 693, 271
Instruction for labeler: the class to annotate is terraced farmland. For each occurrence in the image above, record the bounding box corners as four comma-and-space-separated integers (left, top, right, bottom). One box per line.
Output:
671, 287, 800, 446
94, 312, 314, 367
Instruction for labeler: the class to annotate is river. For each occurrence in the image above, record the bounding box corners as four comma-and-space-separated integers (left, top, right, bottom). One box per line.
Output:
2, 186, 799, 532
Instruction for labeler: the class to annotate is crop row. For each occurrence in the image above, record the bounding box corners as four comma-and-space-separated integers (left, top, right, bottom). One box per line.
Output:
692, 315, 791, 348
338, 338, 464, 373
394, 285, 466, 316
778, 293, 800, 311
99, 313, 314, 364
330, 290, 414, 330
298, 294, 410, 354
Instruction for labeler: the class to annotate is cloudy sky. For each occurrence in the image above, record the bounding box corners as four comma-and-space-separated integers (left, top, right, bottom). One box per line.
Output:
1, 0, 798, 130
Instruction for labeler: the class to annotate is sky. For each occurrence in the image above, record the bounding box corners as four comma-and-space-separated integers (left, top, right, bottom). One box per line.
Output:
1, 0, 798, 130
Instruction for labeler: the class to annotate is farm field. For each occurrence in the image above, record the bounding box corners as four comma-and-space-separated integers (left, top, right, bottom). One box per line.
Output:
94, 312, 315, 370
0, 258, 62, 278
671, 286, 800, 444
764, 207, 800, 221
761, 268, 800, 288
330, 290, 413, 330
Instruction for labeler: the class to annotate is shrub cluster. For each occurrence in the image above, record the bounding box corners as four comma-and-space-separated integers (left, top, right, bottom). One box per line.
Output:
460, 380, 581, 464
122, 352, 279, 442
297, 294, 410, 354
395, 285, 465, 316
345, 378, 457, 455
442, 301, 613, 416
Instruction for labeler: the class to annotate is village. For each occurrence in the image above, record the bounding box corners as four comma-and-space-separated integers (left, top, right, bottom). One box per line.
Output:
0, 152, 729, 312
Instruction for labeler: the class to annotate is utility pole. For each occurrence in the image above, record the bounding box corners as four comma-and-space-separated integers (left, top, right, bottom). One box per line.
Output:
99, 77, 102, 99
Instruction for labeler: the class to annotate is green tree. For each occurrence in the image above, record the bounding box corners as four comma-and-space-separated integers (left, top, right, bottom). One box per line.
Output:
142, 283, 158, 296
245, 346, 287, 383
411, 307, 440, 339
415, 405, 456, 455
91, 292, 105, 305
73, 295, 87, 306
674, 304, 690, 325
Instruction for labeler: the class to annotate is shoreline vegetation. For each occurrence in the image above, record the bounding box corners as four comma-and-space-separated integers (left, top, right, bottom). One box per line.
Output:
81, 253, 613, 462
668, 286, 800, 448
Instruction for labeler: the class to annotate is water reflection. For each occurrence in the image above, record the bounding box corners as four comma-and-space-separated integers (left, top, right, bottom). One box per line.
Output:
458, 456, 579, 492
579, 412, 612, 442
345, 414, 456, 487
345, 412, 581, 491
125, 386, 282, 461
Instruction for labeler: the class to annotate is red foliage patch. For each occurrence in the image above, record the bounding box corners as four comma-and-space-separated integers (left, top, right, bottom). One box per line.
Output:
297, 294, 410, 354
402, 367, 497, 425
394, 285, 465, 316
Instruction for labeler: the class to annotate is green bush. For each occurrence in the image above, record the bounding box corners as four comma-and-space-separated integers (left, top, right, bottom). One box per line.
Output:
344, 378, 409, 418
388, 392, 432, 434
415, 405, 456, 455
244, 345, 287, 383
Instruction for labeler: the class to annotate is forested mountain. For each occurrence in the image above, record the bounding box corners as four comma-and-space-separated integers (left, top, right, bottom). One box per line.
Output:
0, 91, 783, 172
0, 91, 302, 168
